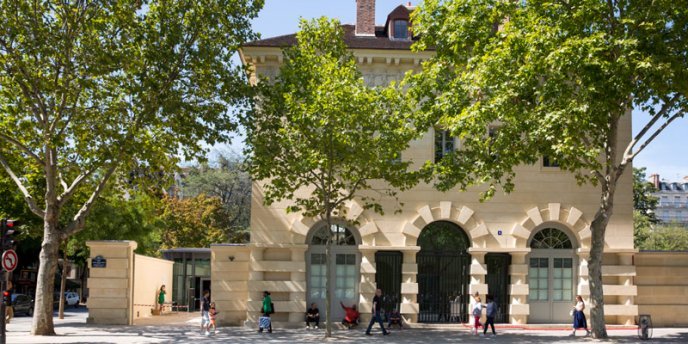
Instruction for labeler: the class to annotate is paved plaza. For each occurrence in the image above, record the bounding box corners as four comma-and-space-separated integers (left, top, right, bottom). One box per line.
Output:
5, 308, 688, 343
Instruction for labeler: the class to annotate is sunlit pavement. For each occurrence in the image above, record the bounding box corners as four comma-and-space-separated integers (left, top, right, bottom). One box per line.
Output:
6, 308, 688, 343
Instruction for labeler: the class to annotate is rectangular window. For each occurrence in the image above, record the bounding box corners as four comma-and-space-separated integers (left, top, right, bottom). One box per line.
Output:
552, 258, 573, 301
310, 253, 327, 300
543, 156, 560, 167
528, 258, 549, 301
393, 20, 408, 39
335, 254, 356, 299
434, 129, 455, 163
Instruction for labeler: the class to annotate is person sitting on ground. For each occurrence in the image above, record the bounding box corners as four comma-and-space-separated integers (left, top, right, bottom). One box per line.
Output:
340, 301, 360, 329
387, 310, 402, 329
305, 302, 320, 329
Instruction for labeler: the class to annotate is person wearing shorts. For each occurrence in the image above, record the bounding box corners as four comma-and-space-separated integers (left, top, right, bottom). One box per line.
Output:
200, 290, 211, 335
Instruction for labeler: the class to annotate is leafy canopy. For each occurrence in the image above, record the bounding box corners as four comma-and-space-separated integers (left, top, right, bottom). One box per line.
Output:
408, 0, 688, 196
246, 17, 423, 218
0, 0, 262, 235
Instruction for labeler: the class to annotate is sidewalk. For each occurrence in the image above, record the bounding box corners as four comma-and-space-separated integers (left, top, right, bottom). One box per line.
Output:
6, 309, 688, 343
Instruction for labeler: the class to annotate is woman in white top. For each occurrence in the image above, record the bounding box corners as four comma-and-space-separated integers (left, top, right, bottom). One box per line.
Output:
571, 295, 591, 336
471, 292, 484, 335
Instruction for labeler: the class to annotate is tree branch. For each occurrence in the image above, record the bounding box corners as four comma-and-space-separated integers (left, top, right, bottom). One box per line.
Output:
0, 151, 45, 218
57, 164, 102, 207
623, 94, 679, 159
0, 132, 44, 165
626, 110, 684, 162
62, 163, 118, 238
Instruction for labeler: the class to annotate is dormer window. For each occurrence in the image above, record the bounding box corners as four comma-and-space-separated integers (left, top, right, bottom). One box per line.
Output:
393, 20, 409, 39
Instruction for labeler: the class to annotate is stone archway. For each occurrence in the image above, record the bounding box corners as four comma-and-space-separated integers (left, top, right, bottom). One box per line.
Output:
416, 221, 471, 323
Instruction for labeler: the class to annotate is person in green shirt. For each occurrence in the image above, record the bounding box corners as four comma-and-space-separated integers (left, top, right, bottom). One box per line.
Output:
262, 291, 272, 315
157, 285, 166, 313
259, 291, 273, 333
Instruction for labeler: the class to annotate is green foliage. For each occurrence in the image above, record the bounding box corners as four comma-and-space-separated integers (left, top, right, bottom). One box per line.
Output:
0, 0, 262, 236
158, 194, 228, 249
182, 152, 251, 241
246, 17, 425, 219
633, 167, 659, 223
637, 223, 688, 251
408, 0, 688, 196
67, 191, 163, 258
633, 210, 653, 249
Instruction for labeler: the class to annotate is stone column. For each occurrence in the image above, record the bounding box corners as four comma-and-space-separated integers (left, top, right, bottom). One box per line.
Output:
210, 244, 250, 326
508, 252, 530, 324
288, 247, 308, 324
86, 240, 137, 325
359, 249, 377, 324
617, 252, 637, 326
400, 249, 420, 323
468, 250, 488, 321
246, 246, 265, 326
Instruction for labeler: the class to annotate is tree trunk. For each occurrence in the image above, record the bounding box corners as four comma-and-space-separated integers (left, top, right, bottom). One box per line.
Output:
588, 189, 615, 339
31, 218, 60, 335
324, 212, 333, 338
58, 251, 68, 320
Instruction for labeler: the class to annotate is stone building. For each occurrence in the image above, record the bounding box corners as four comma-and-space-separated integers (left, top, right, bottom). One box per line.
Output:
213, 0, 638, 327
649, 174, 688, 225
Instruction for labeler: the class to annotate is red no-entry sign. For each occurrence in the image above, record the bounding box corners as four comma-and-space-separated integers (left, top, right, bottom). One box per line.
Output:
1, 250, 18, 272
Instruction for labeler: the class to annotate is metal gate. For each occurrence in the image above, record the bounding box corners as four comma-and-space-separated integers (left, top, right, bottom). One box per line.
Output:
375, 251, 403, 313
485, 253, 511, 323
417, 221, 470, 323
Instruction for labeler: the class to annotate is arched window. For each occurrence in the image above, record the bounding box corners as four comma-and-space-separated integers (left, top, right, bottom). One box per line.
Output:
309, 224, 357, 246
529, 227, 573, 249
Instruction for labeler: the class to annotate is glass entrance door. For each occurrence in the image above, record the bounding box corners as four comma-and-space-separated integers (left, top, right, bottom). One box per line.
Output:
308, 252, 359, 321
306, 224, 360, 323
528, 256, 574, 322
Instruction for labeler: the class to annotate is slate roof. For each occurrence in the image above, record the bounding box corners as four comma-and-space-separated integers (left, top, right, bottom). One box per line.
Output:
244, 24, 420, 51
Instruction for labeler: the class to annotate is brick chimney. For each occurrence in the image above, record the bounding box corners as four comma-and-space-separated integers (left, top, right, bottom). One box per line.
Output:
650, 173, 660, 189
356, 0, 375, 36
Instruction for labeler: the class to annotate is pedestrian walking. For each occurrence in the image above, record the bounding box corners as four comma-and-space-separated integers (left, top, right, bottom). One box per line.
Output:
365, 288, 390, 336
471, 292, 483, 336
483, 295, 497, 336
200, 290, 211, 336
259, 291, 273, 333
157, 285, 166, 313
570, 295, 591, 336
208, 302, 219, 334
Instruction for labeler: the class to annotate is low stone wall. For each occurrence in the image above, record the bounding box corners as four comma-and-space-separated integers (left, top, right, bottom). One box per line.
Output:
635, 251, 688, 326
133, 254, 174, 320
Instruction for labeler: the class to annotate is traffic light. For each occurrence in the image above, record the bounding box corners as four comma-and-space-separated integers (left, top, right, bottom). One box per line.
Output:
1, 291, 8, 307
1, 219, 20, 250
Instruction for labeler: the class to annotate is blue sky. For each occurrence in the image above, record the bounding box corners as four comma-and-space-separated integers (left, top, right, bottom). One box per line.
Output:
225, 0, 687, 181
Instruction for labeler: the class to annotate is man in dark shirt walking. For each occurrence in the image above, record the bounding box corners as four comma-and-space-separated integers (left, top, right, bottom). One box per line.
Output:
366, 288, 389, 336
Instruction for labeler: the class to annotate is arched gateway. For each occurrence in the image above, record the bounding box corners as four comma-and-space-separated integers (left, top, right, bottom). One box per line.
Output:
417, 221, 471, 323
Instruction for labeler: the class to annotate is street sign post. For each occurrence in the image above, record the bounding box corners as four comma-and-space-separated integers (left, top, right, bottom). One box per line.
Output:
1, 250, 17, 272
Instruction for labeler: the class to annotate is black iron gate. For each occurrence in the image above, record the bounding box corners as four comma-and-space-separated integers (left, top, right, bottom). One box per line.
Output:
417, 251, 470, 323
485, 253, 511, 323
417, 221, 471, 323
375, 251, 403, 313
